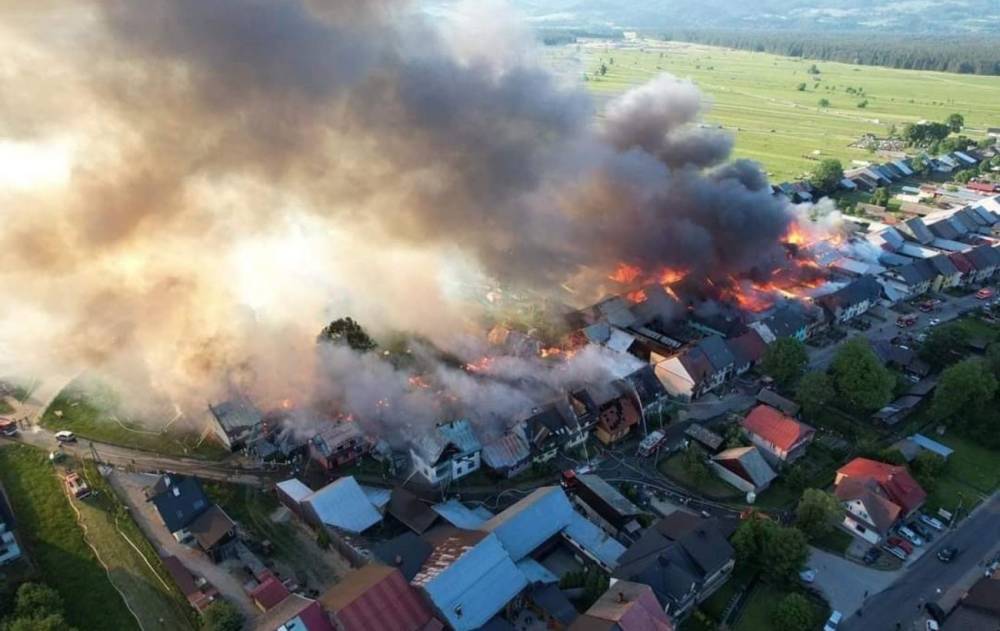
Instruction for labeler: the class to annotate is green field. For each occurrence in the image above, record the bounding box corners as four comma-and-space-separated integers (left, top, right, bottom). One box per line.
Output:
0, 444, 139, 630
559, 40, 1000, 181
40, 380, 228, 460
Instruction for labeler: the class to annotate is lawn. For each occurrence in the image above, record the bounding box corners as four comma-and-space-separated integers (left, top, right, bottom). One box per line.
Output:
733, 582, 829, 631
658, 452, 741, 500
72, 461, 196, 631
40, 380, 228, 461
812, 527, 854, 555
0, 444, 139, 630
923, 433, 1000, 518
554, 40, 1000, 182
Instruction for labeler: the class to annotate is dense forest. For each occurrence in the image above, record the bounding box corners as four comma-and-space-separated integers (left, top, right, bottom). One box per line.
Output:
658, 29, 1000, 76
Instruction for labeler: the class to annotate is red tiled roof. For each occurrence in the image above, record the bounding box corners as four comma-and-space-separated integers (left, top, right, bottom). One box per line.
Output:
836, 458, 926, 514
320, 565, 436, 631
251, 576, 291, 611
949, 252, 975, 274
741, 405, 815, 453
834, 477, 901, 534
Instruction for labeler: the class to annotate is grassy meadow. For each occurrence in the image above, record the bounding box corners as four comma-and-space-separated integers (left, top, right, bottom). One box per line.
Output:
553, 40, 1000, 181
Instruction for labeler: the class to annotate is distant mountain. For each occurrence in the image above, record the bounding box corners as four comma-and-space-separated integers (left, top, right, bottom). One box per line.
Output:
493, 0, 1000, 34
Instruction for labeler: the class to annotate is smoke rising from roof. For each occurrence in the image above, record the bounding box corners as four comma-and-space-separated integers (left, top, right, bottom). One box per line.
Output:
0, 0, 798, 430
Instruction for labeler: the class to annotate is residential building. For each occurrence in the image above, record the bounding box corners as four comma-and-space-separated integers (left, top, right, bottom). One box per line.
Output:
622, 365, 672, 426
253, 595, 333, 631
208, 396, 264, 451
517, 400, 585, 462
387, 487, 439, 535
299, 476, 384, 534
252, 576, 292, 611
965, 244, 1000, 282
709, 446, 777, 494
834, 458, 927, 544
942, 569, 1000, 631
683, 424, 724, 453
308, 421, 371, 472
409, 420, 482, 485
880, 259, 936, 298
588, 382, 642, 446
816, 276, 882, 323
756, 388, 800, 417
726, 329, 768, 376
187, 504, 237, 561
568, 580, 676, 631
928, 254, 962, 290
565, 474, 644, 540
146, 474, 211, 542
480, 431, 531, 478
759, 305, 809, 341
740, 405, 815, 467
411, 529, 528, 631
654, 335, 735, 400
872, 395, 923, 426
161, 555, 218, 611
613, 512, 735, 619
319, 564, 439, 631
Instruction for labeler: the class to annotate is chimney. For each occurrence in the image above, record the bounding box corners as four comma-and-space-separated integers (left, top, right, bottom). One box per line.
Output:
617, 591, 626, 603
394, 555, 403, 566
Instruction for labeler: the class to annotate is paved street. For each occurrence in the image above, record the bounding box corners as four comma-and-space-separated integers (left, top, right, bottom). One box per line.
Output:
843, 492, 1000, 631
808, 290, 988, 370
809, 546, 899, 618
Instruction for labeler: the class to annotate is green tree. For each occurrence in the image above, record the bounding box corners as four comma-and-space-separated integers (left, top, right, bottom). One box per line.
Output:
317, 317, 377, 352
818, 98, 830, 108
986, 342, 1000, 379
13, 583, 63, 620
733, 518, 808, 583
932, 359, 998, 445
830, 339, 895, 413
772, 593, 816, 631
6, 615, 75, 631
810, 159, 844, 195
203, 601, 245, 631
910, 451, 947, 492
910, 156, 927, 175
946, 113, 965, 133
599, 63, 608, 76
919, 323, 969, 369
796, 371, 834, 418
762, 338, 809, 388
797, 82, 807, 91
870, 186, 890, 207
795, 489, 842, 539
681, 444, 711, 484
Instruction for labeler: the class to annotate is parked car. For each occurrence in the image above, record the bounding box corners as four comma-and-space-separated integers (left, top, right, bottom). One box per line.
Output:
54, 430, 76, 443
937, 547, 958, 563
884, 545, 908, 560
0, 419, 17, 437
925, 602, 946, 623
929, 318, 941, 326
799, 568, 817, 583
898, 526, 924, 546
976, 288, 994, 300
862, 547, 882, 565
920, 514, 944, 531
911, 522, 934, 541
823, 610, 843, 631
888, 537, 913, 555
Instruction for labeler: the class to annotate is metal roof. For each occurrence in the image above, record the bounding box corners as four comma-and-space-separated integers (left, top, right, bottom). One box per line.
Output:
302, 476, 382, 534
578, 475, 642, 518
480, 432, 530, 470
712, 446, 777, 488
563, 511, 627, 569
360, 485, 391, 510
432, 500, 490, 530
413, 420, 482, 465
208, 397, 262, 432
276, 478, 313, 504
481, 487, 574, 561
516, 559, 558, 585
909, 434, 954, 459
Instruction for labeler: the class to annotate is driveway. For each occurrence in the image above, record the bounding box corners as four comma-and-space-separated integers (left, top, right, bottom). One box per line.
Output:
808, 546, 899, 618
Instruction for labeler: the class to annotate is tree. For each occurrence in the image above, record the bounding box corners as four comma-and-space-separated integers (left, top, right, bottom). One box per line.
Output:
681, 444, 711, 484
910, 451, 947, 492
946, 113, 965, 133
830, 339, 894, 413
317, 317, 377, 352
919, 323, 969, 369
807, 64, 821, 74
796, 82, 807, 91
810, 159, 844, 195
732, 518, 808, 583
762, 338, 808, 388
870, 186, 890, 207
13, 583, 63, 620
910, 156, 927, 175
203, 601, 245, 631
772, 593, 816, 631
7, 615, 75, 631
986, 342, 1000, 379
795, 489, 842, 539
796, 371, 834, 418
932, 358, 998, 444
599, 63, 608, 76
817, 98, 830, 108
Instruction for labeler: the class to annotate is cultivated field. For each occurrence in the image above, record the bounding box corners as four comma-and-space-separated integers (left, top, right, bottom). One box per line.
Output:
555, 40, 1000, 181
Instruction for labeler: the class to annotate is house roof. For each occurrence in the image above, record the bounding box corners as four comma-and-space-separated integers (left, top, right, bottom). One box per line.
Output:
712, 447, 777, 489
726, 330, 767, 367
388, 487, 438, 535
570, 581, 675, 631
311, 421, 364, 458
432, 500, 490, 530
762, 306, 808, 338
949, 252, 975, 273
623, 365, 669, 408
253, 595, 333, 631
908, 434, 954, 459
209, 396, 263, 433
577, 475, 643, 519
412, 420, 481, 465
187, 505, 235, 550
684, 424, 724, 451
160, 555, 202, 598
302, 476, 383, 534
252, 576, 291, 611
742, 405, 814, 453
834, 477, 901, 534
372, 532, 433, 581
837, 458, 926, 514
481, 487, 574, 562
321, 565, 436, 631
697, 335, 735, 371
481, 431, 530, 470
276, 478, 313, 504
905, 218, 935, 244
412, 530, 528, 631
530, 584, 578, 626
928, 254, 960, 277
817, 276, 882, 313
756, 388, 800, 416
147, 474, 210, 533
564, 510, 628, 569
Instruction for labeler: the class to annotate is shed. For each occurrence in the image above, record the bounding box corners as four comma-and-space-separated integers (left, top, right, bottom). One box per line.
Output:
909, 434, 954, 460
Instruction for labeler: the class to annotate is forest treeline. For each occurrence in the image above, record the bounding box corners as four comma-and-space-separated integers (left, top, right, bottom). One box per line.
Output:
658, 29, 1000, 76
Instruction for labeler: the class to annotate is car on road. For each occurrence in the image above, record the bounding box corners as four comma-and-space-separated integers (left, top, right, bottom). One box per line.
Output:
862, 547, 882, 565
888, 537, 914, 555
976, 288, 994, 300
920, 514, 944, 531
937, 547, 958, 563
799, 568, 817, 583
54, 430, 76, 443
898, 526, 924, 546
928, 318, 941, 326
823, 610, 843, 631
884, 545, 908, 560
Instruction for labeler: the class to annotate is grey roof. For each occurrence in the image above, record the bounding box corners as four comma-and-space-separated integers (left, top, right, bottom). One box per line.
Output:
302, 476, 382, 533
209, 397, 263, 433
928, 218, 960, 240
818, 276, 882, 313
413, 419, 481, 464
529, 584, 578, 626
577, 475, 643, 518
622, 365, 669, 408
756, 388, 801, 416
697, 335, 735, 372
895, 260, 936, 285
762, 306, 808, 338
276, 478, 313, 504
372, 532, 432, 581
684, 424, 724, 451
928, 254, 960, 277
148, 475, 210, 533
387, 487, 438, 534
712, 446, 777, 488
481, 431, 530, 470
905, 217, 935, 244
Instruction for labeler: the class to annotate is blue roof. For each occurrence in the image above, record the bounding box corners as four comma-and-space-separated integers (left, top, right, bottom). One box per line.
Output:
563, 511, 627, 569
302, 476, 382, 533
360, 485, 392, 510
481, 487, 574, 561
432, 500, 490, 530
148, 475, 210, 533
910, 434, 954, 459
414, 533, 528, 631
472, 506, 495, 521
276, 478, 313, 504
516, 558, 558, 585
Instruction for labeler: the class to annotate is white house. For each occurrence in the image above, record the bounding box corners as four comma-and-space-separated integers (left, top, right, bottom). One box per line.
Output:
410, 420, 482, 485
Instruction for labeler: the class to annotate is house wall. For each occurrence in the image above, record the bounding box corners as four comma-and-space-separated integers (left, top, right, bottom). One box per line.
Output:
708, 461, 755, 494
746, 434, 786, 467
410, 450, 444, 485
842, 515, 881, 544
450, 452, 481, 481
654, 358, 695, 400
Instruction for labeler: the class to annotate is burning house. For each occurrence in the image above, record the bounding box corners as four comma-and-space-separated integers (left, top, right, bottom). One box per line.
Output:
308, 420, 372, 472
208, 396, 264, 451
652, 335, 735, 401
409, 420, 482, 486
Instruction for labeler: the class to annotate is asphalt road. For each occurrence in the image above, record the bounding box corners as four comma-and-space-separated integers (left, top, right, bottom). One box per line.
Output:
808, 290, 989, 370
843, 492, 1000, 631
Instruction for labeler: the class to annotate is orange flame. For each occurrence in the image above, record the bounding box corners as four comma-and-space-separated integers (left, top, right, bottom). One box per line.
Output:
609, 262, 642, 284
464, 356, 494, 373
408, 375, 432, 389
626, 289, 648, 303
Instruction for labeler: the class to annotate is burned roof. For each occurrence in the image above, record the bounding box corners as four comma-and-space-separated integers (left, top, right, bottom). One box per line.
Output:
208, 396, 263, 433
412, 419, 481, 464
761, 306, 807, 339
372, 532, 433, 582
622, 365, 668, 408
311, 421, 365, 457
388, 487, 438, 535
